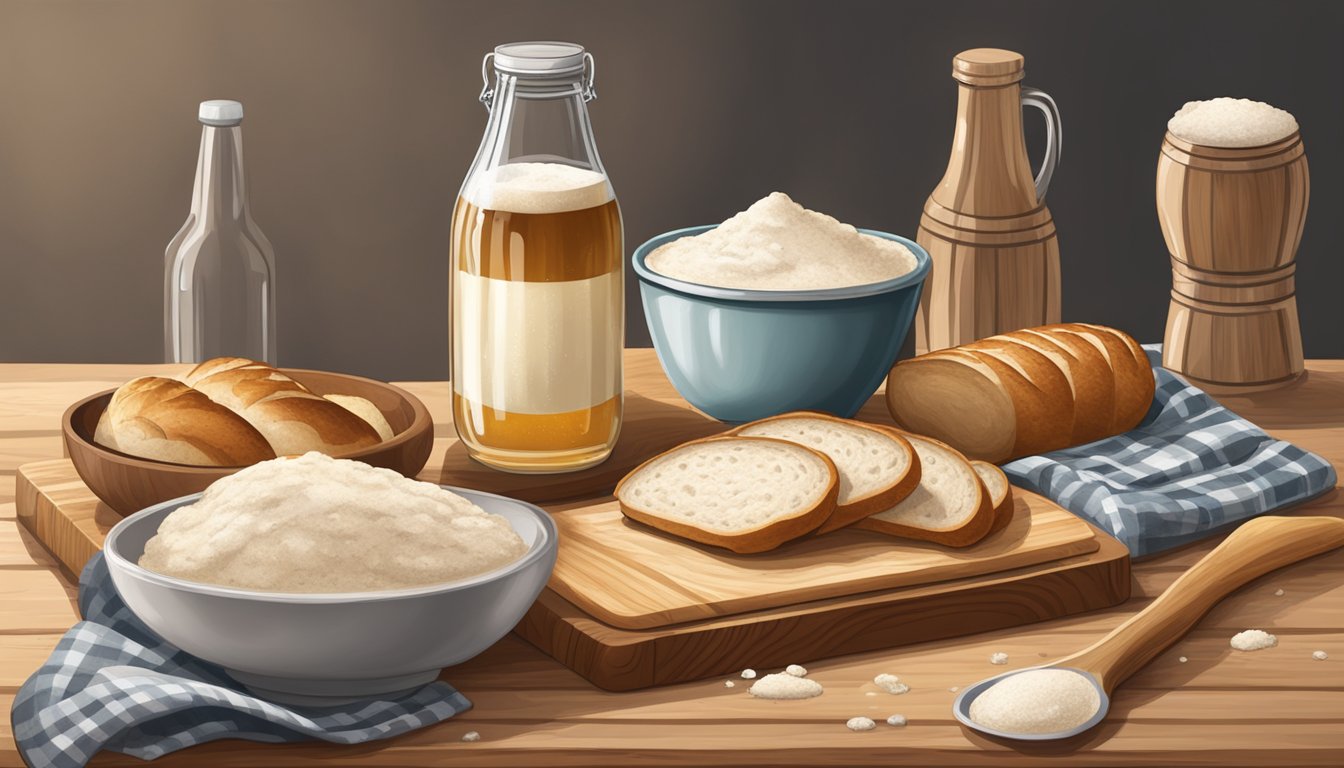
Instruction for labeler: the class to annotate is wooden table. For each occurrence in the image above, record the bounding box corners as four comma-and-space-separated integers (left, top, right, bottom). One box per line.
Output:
2, 354, 1341, 767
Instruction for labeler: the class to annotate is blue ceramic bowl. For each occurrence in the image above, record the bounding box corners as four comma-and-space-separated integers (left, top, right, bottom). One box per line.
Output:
633, 225, 931, 423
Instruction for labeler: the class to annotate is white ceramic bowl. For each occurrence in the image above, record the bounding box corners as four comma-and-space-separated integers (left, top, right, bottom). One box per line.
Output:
104, 486, 557, 706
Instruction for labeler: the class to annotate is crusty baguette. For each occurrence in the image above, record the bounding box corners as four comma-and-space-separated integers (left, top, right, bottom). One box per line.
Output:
190, 364, 381, 456
971, 460, 1015, 536
729, 411, 920, 533
96, 376, 276, 466
991, 329, 1115, 445
1065, 323, 1155, 431
885, 323, 1156, 462
616, 436, 838, 554
856, 432, 995, 547
325, 393, 395, 441
957, 346, 1074, 456
886, 351, 1017, 463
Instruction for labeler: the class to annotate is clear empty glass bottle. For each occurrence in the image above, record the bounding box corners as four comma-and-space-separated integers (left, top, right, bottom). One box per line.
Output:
451, 42, 624, 473
165, 100, 277, 364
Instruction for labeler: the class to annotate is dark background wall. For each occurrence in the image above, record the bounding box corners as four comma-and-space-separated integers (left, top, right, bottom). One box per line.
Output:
1, 0, 1340, 381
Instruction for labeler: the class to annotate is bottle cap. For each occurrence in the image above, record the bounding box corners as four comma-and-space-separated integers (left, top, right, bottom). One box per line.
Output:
492, 41, 586, 77
953, 49, 1024, 87
199, 100, 244, 126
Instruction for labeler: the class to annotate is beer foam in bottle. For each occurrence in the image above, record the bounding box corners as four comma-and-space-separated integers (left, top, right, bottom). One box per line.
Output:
464, 162, 612, 214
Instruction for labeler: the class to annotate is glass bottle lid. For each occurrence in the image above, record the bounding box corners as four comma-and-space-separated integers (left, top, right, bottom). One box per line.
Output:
493, 41, 586, 77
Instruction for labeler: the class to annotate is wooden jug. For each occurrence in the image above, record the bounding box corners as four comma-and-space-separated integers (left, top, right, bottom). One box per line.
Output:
1157, 131, 1309, 393
915, 48, 1063, 354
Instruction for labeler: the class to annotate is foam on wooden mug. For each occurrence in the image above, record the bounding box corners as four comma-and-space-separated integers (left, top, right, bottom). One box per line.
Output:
1167, 97, 1298, 148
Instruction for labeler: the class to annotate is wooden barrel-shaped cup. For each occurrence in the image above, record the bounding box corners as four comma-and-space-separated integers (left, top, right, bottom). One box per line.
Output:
1156, 131, 1309, 393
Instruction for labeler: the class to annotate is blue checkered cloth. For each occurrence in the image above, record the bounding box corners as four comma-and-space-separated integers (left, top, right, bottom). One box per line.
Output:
11, 553, 472, 768
1003, 345, 1337, 558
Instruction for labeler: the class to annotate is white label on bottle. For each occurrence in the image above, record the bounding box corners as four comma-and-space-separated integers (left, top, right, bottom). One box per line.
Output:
453, 271, 622, 414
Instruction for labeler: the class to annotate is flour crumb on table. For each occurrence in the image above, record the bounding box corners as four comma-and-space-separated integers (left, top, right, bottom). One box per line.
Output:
948, 686, 959, 693
724, 680, 735, 688
874, 673, 909, 695
990, 652, 1009, 665
740, 668, 757, 679
846, 716, 877, 732
1274, 588, 1285, 596
749, 672, 824, 699
1313, 650, 1329, 661
1179, 656, 1188, 663
1230, 629, 1278, 651
886, 714, 908, 727
865, 691, 878, 696
785, 664, 808, 677
461, 731, 481, 742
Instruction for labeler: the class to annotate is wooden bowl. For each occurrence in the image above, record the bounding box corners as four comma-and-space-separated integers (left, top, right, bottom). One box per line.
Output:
63, 369, 435, 516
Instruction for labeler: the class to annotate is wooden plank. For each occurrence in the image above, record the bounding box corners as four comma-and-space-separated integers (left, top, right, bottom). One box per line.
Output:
0, 569, 78, 633
0, 519, 59, 568
547, 492, 1098, 629
0, 634, 61, 692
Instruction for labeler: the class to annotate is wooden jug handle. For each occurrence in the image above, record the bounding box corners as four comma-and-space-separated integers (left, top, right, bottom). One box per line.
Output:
1021, 87, 1062, 201
1056, 515, 1344, 693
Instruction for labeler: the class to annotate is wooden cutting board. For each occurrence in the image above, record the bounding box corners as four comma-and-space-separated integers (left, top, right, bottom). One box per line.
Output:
548, 492, 1100, 629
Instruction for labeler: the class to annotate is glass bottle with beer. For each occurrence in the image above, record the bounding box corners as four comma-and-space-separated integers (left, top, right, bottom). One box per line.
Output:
451, 42, 624, 473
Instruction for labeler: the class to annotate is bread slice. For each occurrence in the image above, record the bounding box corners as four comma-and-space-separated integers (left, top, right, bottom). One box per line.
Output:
616, 436, 838, 554
971, 460, 1014, 536
855, 433, 994, 547
886, 351, 1017, 463
730, 412, 920, 533
1064, 323, 1155, 431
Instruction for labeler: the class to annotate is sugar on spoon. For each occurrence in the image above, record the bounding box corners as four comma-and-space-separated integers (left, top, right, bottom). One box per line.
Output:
953, 515, 1344, 740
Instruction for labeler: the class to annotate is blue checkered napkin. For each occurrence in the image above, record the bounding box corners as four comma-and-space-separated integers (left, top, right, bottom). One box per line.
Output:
1003, 345, 1337, 558
11, 553, 472, 768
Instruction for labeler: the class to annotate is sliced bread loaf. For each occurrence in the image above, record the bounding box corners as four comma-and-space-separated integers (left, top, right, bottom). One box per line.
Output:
855, 433, 994, 547
971, 460, 1014, 536
615, 436, 838, 554
731, 412, 920, 533
885, 351, 1017, 463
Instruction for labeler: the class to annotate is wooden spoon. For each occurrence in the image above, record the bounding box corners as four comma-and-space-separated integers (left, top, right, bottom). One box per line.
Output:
953, 515, 1344, 740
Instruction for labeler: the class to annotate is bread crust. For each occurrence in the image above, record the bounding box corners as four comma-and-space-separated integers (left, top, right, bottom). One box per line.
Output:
1066, 323, 1156, 431
971, 460, 1015, 537
100, 376, 277, 466
615, 436, 838, 554
727, 411, 921, 534
191, 364, 381, 456
856, 431, 995, 548
958, 342, 1075, 456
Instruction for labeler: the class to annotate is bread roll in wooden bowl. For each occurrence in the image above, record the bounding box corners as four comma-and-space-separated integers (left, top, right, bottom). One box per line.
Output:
63, 369, 434, 516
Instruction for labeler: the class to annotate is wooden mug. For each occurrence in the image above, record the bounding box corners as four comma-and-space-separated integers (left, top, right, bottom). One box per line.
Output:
1157, 131, 1309, 392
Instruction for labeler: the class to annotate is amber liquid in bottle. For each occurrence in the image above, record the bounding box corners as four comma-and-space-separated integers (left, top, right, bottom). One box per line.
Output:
450, 164, 623, 472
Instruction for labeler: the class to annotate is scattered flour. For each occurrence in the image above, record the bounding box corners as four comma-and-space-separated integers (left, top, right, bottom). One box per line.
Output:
1275, 589, 1285, 596
874, 673, 910, 695
1230, 629, 1278, 652
646, 192, 917, 291
138, 453, 528, 592
968, 669, 1101, 735
461, 731, 481, 742
886, 714, 908, 727
785, 664, 808, 677
724, 680, 735, 688
846, 716, 877, 732
1168, 98, 1298, 148
1178, 656, 1189, 663
749, 673, 824, 700
741, 668, 757, 679
1313, 650, 1329, 661
990, 652, 1009, 665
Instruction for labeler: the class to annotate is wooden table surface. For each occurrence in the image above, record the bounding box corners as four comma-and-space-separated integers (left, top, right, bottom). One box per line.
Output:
2, 353, 1342, 767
